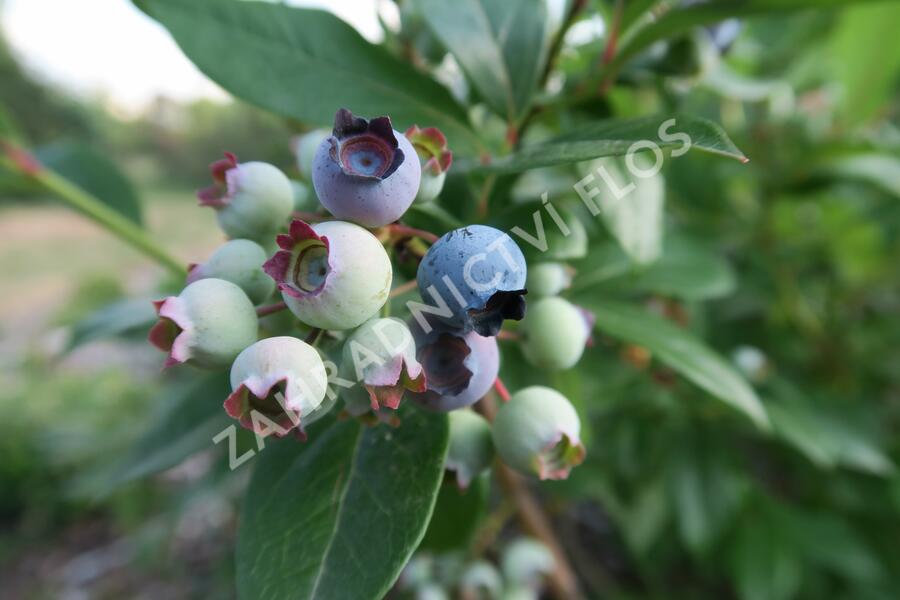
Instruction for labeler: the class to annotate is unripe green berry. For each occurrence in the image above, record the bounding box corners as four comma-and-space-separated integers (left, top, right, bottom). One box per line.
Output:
520, 297, 592, 370
339, 317, 425, 417
148, 278, 258, 370
198, 153, 293, 242
293, 128, 330, 180
492, 386, 585, 480
224, 336, 329, 436
501, 538, 555, 589
264, 219, 393, 330
525, 262, 572, 298
187, 239, 275, 305
446, 409, 494, 488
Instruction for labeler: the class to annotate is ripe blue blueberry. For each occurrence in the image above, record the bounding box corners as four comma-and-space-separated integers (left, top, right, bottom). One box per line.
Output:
197, 152, 293, 242
405, 125, 452, 203
492, 386, 585, 480
339, 317, 426, 419
224, 336, 329, 437
148, 278, 258, 370
187, 239, 275, 305
312, 108, 421, 227
410, 323, 499, 411
416, 225, 527, 337
263, 219, 392, 330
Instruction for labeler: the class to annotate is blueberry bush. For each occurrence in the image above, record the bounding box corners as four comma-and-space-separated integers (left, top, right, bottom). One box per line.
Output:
3, 1, 900, 599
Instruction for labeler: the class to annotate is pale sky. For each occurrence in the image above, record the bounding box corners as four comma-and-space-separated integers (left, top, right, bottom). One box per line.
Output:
1, 0, 387, 116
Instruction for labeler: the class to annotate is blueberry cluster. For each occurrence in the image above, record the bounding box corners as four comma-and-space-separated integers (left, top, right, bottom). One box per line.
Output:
148, 109, 585, 481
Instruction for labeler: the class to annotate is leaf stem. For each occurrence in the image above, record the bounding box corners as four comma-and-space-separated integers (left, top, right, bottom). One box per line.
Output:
1, 146, 185, 277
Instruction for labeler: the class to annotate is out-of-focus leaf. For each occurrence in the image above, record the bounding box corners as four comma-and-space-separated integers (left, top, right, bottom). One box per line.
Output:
730, 511, 801, 600
237, 407, 448, 600
582, 156, 664, 265
817, 153, 900, 198
767, 380, 895, 476
830, 2, 900, 125
669, 445, 747, 553
466, 115, 746, 173
35, 141, 143, 224
788, 512, 884, 582
405, 202, 465, 232
574, 299, 768, 429
611, 0, 887, 77
412, 0, 549, 121
93, 373, 232, 495
136, 0, 483, 155
65, 298, 158, 352
491, 200, 588, 261
420, 473, 489, 551
573, 238, 737, 300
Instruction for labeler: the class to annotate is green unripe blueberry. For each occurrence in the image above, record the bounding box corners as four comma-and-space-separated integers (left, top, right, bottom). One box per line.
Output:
224, 336, 329, 437
148, 278, 258, 370
501, 538, 555, 589
525, 262, 572, 298
197, 153, 293, 242
405, 125, 452, 204
187, 239, 275, 305
492, 386, 585, 480
264, 219, 393, 330
293, 128, 330, 180
339, 317, 425, 417
520, 297, 592, 370
459, 561, 503, 600
445, 408, 494, 489
290, 179, 317, 213
446, 409, 494, 489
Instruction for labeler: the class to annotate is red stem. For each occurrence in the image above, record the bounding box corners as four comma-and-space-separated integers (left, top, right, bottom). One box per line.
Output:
256, 301, 287, 317
494, 377, 512, 403
387, 224, 439, 243
388, 279, 419, 298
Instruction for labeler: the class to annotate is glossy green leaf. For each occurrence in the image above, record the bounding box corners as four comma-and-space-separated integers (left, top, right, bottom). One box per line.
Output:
137, 0, 483, 155
466, 115, 746, 173
412, 0, 549, 121
574, 299, 768, 429
36, 141, 142, 224
237, 408, 449, 600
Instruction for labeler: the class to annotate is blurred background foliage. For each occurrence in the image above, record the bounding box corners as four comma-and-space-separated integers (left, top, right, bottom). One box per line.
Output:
1, 0, 899, 599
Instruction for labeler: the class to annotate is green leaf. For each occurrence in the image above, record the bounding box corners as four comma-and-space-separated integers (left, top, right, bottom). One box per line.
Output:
574, 299, 768, 429
816, 153, 900, 199
830, 2, 900, 125
89, 373, 232, 495
611, 0, 887, 78
420, 474, 489, 551
490, 200, 588, 261
573, 238, 737, 301
412, 0, 549, 122
730, 511, 801, 600
237, 407, 449, 600
65, 298, 158, 351
582, 157, 664, 265
137, 0, 483, 155
36, 142, 142, 225
466, 115, 746, 173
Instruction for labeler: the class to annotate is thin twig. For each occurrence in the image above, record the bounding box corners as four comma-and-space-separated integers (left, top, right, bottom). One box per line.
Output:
598, 0, 625, 95
388, 279, 419, 298
387, 223, 440, 243
493, 377, 512, 403
256, 301, 287, 317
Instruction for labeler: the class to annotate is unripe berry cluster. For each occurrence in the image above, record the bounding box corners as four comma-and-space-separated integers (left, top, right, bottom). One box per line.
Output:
148, 108, 586, 480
